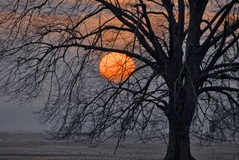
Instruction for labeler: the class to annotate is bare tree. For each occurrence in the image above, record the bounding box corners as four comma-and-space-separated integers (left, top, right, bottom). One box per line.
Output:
0, 0, 238, 159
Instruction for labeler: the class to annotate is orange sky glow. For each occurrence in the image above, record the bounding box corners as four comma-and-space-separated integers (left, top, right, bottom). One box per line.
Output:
0, 0, 237, 83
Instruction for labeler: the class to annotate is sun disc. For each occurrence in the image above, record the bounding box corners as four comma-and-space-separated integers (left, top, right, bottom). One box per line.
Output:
99, 52, 135, 83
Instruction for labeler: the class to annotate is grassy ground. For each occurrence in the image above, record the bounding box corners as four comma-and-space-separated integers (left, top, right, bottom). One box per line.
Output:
0, 133, 238, 160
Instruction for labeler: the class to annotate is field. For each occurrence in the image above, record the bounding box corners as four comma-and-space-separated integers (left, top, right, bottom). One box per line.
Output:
0, 133, 238, 160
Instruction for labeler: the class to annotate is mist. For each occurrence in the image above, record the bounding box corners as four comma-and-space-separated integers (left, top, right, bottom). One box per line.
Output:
0, 97, 45, 133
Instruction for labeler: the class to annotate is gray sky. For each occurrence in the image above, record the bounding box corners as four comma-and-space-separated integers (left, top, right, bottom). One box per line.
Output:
0, 97, 45, 133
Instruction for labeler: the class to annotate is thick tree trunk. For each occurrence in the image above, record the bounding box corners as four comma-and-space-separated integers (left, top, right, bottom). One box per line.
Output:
163, 115, 195, 160
164, 83, 197, 160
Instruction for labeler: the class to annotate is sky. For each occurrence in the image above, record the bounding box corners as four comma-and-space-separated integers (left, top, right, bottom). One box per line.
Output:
0, 97, 45, 133
0, 0, 236, 134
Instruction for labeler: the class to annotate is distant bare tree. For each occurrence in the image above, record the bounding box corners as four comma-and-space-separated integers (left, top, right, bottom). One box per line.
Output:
0, 0, 238, 159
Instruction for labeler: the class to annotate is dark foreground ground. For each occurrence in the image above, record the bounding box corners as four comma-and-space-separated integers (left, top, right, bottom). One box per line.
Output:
0, 133, 238, 160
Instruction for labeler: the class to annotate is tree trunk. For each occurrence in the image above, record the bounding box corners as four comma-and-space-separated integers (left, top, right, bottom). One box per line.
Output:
164, 84, 197, 160
163, 115, 195, 160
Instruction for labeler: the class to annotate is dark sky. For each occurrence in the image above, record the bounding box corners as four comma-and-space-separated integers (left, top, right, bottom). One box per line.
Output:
0, 97, 45, 133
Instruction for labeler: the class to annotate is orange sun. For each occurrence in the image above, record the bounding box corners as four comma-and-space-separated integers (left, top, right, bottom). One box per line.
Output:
99, 52, 135, 83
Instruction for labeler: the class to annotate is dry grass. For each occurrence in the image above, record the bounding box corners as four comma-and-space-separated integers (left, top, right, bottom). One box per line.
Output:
0, 133, 238, 160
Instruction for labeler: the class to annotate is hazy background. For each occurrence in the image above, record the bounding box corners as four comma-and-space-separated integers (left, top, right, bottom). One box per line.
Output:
0, 97, 45, 133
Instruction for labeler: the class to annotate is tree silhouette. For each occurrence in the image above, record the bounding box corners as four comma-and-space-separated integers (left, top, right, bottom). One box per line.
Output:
0, 0, 238, 159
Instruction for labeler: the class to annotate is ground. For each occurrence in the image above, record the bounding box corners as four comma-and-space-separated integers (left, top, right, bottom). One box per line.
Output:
0, 133, 238, 160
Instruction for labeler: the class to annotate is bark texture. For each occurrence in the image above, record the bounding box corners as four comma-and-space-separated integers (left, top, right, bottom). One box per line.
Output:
164, 79, 197, 160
